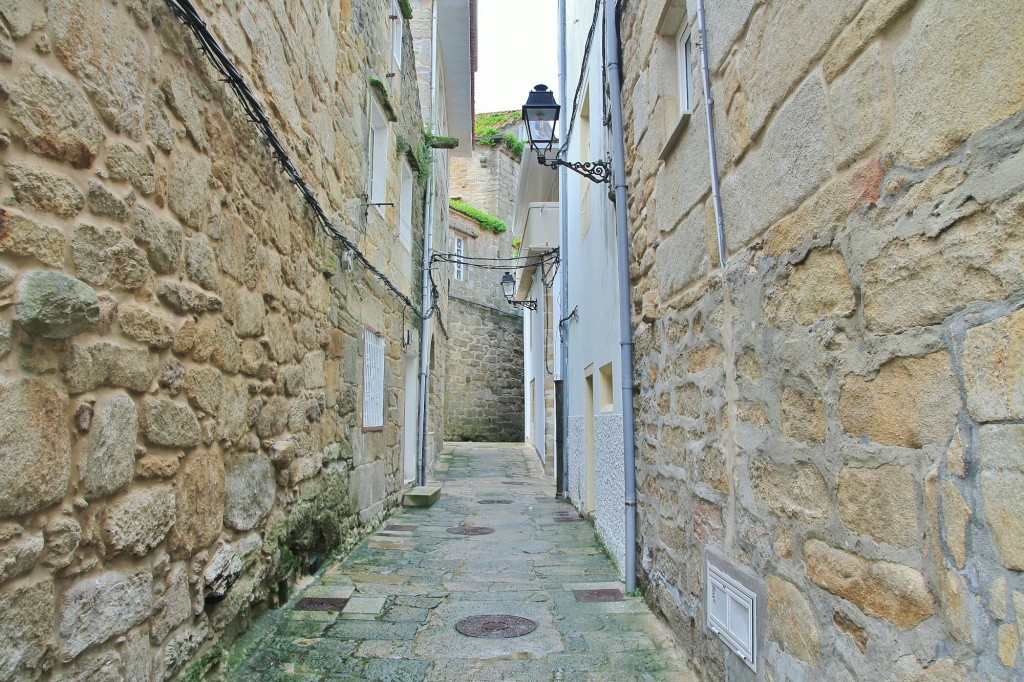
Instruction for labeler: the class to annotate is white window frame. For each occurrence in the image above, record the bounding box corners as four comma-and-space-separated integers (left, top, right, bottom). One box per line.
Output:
390, 0, 403, 73
399, 160, 413, 249
677, 25, 693, 115
454, 237, 465, 281
369, 99, 388, 206
362, 329, 385, 430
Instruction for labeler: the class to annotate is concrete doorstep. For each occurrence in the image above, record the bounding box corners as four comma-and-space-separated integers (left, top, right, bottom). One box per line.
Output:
402, 484, 442, 507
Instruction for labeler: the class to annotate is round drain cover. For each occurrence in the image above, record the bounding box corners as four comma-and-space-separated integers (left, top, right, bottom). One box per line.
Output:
446, 526, 495, 536
478, 499, 513, 505
455, 615, 538, 639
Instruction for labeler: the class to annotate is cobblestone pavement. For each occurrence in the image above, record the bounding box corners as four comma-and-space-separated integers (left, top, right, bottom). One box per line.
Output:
222, 443, 697, 681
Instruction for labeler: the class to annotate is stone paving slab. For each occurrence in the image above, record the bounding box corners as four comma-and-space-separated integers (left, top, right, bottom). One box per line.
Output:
222, 443, 697, 681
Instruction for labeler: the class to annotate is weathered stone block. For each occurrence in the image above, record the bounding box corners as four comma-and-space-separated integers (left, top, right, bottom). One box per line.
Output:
168, 449, 225, 558
0, 320, 10, 360
157, 281, 222, 315
102, 485, 176, 556
828, 43, 890, 169
136, 455, 180, 481
803, 539, 934, 628
223, 288, 264, 338
106, 141, 156, 195
42, 517, 81, 570
0, 378, 71, 518
59, 569, 152, 660
184, 366, 223, 416
767, 576, 819, 665
837, 465, 918, 548
134, 205, 183, 274
86, 180, 130, 222
0, 531, 43, 586
750, 457, 829, 521
65, 341, 155, 393
223, 451, 276, 531
55, 649, 121, 682
191, 317, 242, 374
0, 579, 55, 680
4, 163, 84, 217
781, 388, 825, 443
772, 249, 854, 325
940, 481, 970, 569
119, 304, 175, 349
15, 271, 98, 339
998, 623, 1018, 667
71, 223, 150, 290
823, 0, 917, 81
0, 0, 39, 38
891, 0, 1024, 167
839, 352, 959, 448
656, 207, 710, 300
978, 424, 1024, 570
81, 394, 137, 500
0, 209, 66, 269
963, 307, 1024, 423
184, 237, 220, 292
8, 63, 104, 168
167, 152, 211, 230
141, 397, 201, 448
151, 564, 191, 645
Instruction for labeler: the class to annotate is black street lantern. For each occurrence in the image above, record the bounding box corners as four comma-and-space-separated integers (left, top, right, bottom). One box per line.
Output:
521, 85, 611, 184
499, 271, 537, 310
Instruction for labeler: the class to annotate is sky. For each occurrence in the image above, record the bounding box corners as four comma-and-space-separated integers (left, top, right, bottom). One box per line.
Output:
475, 0, 559, 114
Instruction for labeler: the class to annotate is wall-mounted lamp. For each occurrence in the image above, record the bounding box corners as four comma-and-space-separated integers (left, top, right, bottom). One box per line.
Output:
500, 271, 537, 310
522, 84, 611, 184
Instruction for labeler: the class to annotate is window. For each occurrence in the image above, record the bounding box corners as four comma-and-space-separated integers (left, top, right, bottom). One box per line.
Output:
454, 237, 465, 281
598, 362, 614, 411
363, 330, 385, 429
399, 160, 413, 249
677, 25, 693, 114
369, 100, 388, 205
390, 0, 403, 73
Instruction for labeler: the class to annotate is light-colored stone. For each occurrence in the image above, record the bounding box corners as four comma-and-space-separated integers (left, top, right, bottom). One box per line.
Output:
102, 485, 175, 557
828, 43, 890, 169
141, 397, 201, 449
803, 539, 934, 628
8, 63, 104, 168
781, 388, 825, 443
0, 320, 10, 359
0, 579, 55, 680
81, 394, 138, 500
0, 531, 43, 586
167, 152, 211, 230
945, 428, 966, 478
937, 567, 973, 646
977, 424, 1024, 570
963, 307, 1024, 423
168, 449, 225, 558
136, 454, 180, 480
120, 304, 175, 349
15, 271, 100, 340
151, 564, 191, 644
223, 451, 276, 531
988, 576, 1007, 620
4, 163, 85, 217
0, 378, 71, 518
940, 481, 970, 569
106, 141, 155, 195
184, 237, 220, 292
997, 623, 1018, 667
840, 352, 959, 448
156, 281, 223, 315
184, 366, 223, 415
823, 0, 917, 81
64, 341, 155, 393
161, 619, 209, 679
0, 264, 13, 290
750, 457, 829, 521
134, 205, 183, 274
773, 249, 856, 325
55, 649, 121, 682
71, 223, 150, 290
59, 569, 152, 660
42, 517, 81, 570
0, 0, 39, 38
891, 0, 1024, 167
767, 576, 819, 664
203, 543, 242, 602
838, 465, 918, 549
223, 288, 265, 338
86, 180, 130, 222
0, 209, 67, 268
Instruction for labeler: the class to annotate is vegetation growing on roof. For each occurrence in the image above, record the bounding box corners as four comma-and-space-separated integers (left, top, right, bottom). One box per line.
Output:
398, 0, 413, 20
474, 110, 522, 136
368, 77, 398, 121
449, 199, 507, 234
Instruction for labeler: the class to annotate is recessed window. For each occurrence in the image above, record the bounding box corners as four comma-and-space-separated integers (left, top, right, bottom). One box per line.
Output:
369, 99, 388, 206
390, 0, 403, 73
399, 160, 413, 249
677, 25, 693, 114
363, 330, 385, 429
454, 237, 465, 281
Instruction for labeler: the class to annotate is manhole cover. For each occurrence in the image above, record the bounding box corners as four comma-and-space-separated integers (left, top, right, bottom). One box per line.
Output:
478, 499, 513, 505
502, 481, 527, 486
573, 589, 624, 603
455, 615, 538, 639
386, 524, 417, 531
293, 597, 349, 612
446, 526, 495, 536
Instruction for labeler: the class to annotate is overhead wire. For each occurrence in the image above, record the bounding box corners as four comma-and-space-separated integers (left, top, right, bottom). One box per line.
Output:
559, 0, 603, 156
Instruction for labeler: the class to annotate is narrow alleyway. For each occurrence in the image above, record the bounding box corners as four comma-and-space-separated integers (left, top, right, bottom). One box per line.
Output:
221, 443, 696, 681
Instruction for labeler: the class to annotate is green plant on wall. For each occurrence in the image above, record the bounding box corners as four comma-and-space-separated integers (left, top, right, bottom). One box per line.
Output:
473, 110, 521, 136
450, 199, 506, 234
398, 0, 413, 20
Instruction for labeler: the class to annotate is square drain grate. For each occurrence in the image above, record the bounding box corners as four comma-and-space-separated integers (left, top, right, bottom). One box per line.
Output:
573, 589, 624, 603
293, 597, 350, 612
385, 524, 417, 531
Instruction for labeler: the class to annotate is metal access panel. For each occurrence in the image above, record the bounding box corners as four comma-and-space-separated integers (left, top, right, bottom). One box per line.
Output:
707, 562, 756, 671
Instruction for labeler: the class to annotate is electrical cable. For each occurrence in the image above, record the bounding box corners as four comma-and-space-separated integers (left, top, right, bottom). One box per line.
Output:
162, 0, 438, 322
560, 0, 603, 156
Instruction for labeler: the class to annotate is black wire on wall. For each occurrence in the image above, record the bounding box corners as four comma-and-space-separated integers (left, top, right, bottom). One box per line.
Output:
162, 0, 438, 322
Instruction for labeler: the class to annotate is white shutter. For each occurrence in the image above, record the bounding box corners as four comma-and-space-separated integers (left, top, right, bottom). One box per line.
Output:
363, 331, 385, 428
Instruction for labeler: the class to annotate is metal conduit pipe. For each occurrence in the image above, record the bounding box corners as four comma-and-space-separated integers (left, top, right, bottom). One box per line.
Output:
697, 0, 727, 268
605, 0, 637, 592
557, 0, 570, 498
416, 0, 441, 487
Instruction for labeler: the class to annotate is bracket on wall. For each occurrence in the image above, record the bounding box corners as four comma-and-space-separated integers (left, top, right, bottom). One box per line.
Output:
537, 155, 612, 184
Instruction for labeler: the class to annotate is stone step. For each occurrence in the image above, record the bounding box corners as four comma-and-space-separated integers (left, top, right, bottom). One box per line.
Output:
403, 485, 442, 507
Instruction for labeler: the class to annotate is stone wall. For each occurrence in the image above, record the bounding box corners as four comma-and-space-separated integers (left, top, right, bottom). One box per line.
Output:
450, 129, 521, 225
622, 0, 1024, 679
0, 1, 438, 679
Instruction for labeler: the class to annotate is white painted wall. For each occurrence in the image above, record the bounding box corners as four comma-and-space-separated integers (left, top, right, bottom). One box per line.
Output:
524, 275, 549, 465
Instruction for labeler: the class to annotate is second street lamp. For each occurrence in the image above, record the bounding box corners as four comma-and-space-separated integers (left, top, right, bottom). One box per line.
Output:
522, 84, 611, 184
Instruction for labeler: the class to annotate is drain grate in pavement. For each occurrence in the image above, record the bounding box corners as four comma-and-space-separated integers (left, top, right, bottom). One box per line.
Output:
385, 524, 417, 531
573, 589, 624, 603
455, 615, 538, 639
502, 481, 527, 486
554, 516, 583, 522
293, 597, 349, 612
478, 499, 513, 505
446, 526, 495, 536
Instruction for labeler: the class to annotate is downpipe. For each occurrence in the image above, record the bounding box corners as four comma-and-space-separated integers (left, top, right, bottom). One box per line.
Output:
557, 0, 570, 498
697, 0, 727, 268
605, 0, 637, 592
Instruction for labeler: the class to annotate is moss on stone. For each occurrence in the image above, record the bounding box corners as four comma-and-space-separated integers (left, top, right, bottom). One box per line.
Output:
449, 199, 506, 234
